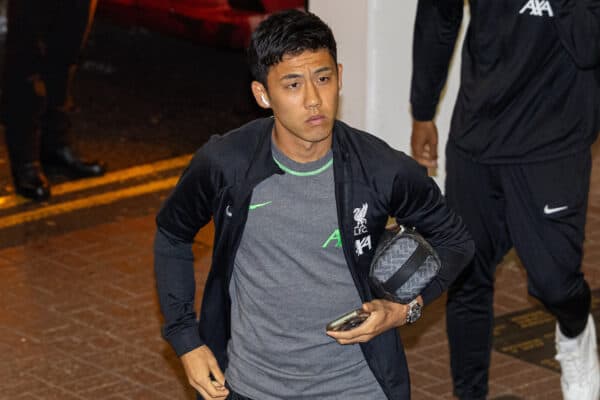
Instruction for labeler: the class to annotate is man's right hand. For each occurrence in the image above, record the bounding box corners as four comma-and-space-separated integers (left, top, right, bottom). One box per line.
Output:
180, 345, 229, 399
411, 120, 439, 169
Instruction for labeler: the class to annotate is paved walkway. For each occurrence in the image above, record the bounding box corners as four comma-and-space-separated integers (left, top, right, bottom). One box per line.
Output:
1, 140, 599, 399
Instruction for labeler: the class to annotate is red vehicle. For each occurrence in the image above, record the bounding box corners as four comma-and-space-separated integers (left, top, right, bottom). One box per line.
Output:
97, 0, 306, 48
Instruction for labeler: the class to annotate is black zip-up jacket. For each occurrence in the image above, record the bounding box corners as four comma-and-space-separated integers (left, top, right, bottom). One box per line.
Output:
154, 118, 474, 399
411, 0, 600, 163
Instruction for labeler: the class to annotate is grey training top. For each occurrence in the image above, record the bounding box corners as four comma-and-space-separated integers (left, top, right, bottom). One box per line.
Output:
225, 144, 386, 399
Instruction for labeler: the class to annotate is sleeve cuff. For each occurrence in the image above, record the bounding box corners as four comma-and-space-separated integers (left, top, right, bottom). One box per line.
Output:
420, 243, 475, 305
420, 282, 443, 306
411, 104, 438, 122
166, 325, 205, 357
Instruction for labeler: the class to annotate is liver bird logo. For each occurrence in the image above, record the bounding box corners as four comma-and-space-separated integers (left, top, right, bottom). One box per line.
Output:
353, 203, 369, 236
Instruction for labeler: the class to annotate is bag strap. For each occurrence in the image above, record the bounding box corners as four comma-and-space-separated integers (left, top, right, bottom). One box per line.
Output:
381, 242, 430, 294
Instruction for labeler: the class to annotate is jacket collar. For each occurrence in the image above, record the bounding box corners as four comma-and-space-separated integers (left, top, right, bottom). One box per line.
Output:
244, 117, 282, 186
332, 120, 350, 164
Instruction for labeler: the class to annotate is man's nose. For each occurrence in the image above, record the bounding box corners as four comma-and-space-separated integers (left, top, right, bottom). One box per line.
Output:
304, 81, 322, 109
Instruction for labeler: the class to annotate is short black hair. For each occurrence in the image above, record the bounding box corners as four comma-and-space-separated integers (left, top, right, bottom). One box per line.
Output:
248, 9, 337, 86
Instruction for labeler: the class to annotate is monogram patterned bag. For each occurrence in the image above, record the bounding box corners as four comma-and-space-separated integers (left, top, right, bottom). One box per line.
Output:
369, 225, 441, 304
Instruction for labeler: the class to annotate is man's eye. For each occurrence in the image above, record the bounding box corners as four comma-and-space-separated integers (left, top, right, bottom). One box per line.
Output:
287, 82, 300, 89
318, 76, 331, 84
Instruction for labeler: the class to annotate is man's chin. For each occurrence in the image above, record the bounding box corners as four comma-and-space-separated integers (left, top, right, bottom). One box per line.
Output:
304, 127, 332, 143
304, 122, 334, 138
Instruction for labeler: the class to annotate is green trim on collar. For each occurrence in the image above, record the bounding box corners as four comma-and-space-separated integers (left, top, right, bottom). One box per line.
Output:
272, 156, 333, 177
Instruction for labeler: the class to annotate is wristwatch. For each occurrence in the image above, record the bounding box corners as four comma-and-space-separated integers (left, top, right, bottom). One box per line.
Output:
406, 299, 422, 324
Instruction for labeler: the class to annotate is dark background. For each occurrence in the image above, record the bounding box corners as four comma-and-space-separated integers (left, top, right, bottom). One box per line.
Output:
0, 17, 268, 195
0, 17, 270, 247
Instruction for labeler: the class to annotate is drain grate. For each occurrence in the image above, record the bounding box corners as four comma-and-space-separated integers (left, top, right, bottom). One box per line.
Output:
493, 289, 600, 371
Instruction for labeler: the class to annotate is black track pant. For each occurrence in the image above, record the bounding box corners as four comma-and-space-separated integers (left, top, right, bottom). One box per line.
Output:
1, 0, 94, 168
445, 141, 592, 400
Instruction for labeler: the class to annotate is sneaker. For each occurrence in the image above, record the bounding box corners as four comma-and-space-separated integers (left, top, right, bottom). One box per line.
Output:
555, 314, 600, 400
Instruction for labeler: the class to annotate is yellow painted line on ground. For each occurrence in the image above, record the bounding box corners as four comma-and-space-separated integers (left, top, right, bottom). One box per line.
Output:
0, 177, 179, 229
0, 154, 192, 210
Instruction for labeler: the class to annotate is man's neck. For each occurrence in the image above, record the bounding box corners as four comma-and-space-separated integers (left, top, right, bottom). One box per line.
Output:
271, 131, 332, 163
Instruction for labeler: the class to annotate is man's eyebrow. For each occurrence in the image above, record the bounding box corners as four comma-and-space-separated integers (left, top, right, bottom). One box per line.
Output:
280, 67, 333, 81
280, 73, 303, 81
314, 66, 333, 74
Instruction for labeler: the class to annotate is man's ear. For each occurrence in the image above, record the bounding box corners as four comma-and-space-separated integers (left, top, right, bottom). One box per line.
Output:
337, 63, 343, 94
251, 81, 270, 108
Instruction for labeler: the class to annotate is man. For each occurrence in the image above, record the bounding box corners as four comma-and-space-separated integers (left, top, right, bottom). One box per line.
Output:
155, 9, 473, 400
410, 1, 600, 399
2, 0, 105, 201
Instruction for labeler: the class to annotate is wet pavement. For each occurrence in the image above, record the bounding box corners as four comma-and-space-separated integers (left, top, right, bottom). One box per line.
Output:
0, 18, 599, 400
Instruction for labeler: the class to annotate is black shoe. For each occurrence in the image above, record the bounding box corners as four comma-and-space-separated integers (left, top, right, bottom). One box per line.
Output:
42, 146, 106, 178
13, 162, 51, 201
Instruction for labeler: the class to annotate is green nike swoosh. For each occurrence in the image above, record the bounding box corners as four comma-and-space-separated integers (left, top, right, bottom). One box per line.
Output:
249, 201, 272, 210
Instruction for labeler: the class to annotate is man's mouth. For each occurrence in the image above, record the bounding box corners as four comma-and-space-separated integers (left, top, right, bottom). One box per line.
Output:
306, 115, 326, 125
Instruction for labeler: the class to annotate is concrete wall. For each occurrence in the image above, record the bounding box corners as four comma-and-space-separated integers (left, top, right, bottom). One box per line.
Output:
309, 0, 467, 189
308, 1, 370, 130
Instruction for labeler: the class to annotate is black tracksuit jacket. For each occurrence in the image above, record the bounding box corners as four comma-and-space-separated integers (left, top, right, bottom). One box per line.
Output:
154, 118, 474, 399
411, 0, 600, 164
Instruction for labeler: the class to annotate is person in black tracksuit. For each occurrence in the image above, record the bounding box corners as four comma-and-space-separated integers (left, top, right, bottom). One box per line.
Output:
154, 10, 474, 400
2, 0, 105, 201
410, 1, 600, 399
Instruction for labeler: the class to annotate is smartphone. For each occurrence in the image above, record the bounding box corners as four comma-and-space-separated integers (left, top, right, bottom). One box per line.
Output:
326, 309, 370, 332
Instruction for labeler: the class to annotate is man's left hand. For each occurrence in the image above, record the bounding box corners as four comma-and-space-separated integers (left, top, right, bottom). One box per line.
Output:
326, 298, 420, 345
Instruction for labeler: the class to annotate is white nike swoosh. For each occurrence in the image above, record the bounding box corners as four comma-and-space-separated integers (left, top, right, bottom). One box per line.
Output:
225, 205, 233, 217
544, 205, 568, 215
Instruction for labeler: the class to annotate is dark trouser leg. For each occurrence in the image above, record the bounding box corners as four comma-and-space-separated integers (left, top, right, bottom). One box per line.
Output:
1, 0, 49, 168
41, 0, 94, 151
445, 142, 512, 400
503, 152, 592, 338
2, 75, 45, 168
36, 0, 104, 178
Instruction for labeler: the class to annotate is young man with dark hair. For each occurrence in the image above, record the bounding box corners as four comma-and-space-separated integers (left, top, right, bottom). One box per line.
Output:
155, 9, 473, 400
410, 1, 600, 399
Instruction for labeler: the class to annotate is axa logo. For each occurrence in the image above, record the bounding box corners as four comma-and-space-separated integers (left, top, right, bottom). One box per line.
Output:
355, 236, 372, 256
321, 228, 373, 256
519, 0, 554, 17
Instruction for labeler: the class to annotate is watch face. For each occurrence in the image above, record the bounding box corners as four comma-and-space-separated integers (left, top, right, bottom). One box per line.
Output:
407, 301, 422, 324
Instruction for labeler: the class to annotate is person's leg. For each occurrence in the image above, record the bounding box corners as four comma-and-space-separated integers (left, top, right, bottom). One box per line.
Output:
40, 0, 89, 149
39, 0, 104, 177
445, 142, 512, 400
503, 151, 598, 400
1, 0, 52, 199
